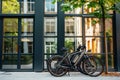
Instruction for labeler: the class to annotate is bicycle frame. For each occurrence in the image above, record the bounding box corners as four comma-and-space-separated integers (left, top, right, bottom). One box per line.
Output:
56, 49, 87, 70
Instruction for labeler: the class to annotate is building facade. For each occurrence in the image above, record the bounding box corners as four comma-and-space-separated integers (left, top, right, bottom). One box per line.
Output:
0, 0, 120, 71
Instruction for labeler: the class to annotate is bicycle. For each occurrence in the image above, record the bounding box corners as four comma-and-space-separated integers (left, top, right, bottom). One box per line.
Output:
47, 45, 104, 77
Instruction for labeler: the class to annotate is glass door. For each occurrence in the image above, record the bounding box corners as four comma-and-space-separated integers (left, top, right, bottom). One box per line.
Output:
2, 18, 33, 70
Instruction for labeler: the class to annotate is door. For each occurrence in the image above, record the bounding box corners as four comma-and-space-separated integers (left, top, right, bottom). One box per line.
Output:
2, 18, 34, 70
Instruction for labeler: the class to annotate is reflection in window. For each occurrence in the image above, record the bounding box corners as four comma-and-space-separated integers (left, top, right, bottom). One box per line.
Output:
84, 5, 95, 14
65, 18, 74, 33
86, 38, 101, 53
45, 0, 57, 14
3, 18, 18, 36
85, 18, 101, 36
105, 19, 113, 36
21, 0, 35, 14
22, 18, 33, 36
65, 8, 82, 14
65, 38, 82, 52
44, 17, 57, 36
3, 38, 18, 54
2, 0, 20, 14
21, 41, 33, 54
65, 17, 82, 36
44, 38, 57, 59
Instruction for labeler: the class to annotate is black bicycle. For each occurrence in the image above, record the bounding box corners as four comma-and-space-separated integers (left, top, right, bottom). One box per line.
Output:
47, 45, 104, 77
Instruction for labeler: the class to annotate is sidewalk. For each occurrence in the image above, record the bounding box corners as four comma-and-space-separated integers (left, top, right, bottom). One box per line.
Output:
0, 72, 120, 80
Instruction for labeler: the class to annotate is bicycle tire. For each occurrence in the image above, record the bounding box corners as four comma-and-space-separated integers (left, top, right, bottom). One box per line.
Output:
77, 58, 88, 75
47, 55, 68, 77
83, 56, 104, 77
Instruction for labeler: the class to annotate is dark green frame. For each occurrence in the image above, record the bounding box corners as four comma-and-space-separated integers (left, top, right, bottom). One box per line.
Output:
0, 0, 120, 72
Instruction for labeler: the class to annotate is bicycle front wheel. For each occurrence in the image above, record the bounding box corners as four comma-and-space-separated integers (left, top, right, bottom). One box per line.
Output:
83, 56, 104, 77
47, 55, 67, 77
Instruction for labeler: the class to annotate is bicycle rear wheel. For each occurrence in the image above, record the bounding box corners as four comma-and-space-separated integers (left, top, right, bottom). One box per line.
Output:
83, 56, 104, 77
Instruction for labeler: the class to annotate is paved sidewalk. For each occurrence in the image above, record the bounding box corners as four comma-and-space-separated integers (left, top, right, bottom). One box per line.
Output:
0, 72, 120, 80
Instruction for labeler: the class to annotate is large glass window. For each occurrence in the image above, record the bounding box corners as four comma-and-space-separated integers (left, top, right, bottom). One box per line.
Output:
2, 18, 33, 69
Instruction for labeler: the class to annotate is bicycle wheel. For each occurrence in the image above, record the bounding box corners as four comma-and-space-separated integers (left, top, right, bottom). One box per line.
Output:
47, 55, 67, 77
77, 59, 88, 75
83, 56, 104, 77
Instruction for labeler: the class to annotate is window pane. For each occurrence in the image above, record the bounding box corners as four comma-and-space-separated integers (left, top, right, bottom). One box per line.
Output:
65, 8, 82, 14
83, 6, 113, 14
21, 37, 33, 54
44, 0, 57, 14
65, 17, 82, 36
22, 18, 33, 36
44, 38, 57, 54
2, 54, 17, 69
85, 18, 101, 36
21, 55, 33, 69
65, 38, 82, 52
2, 0, 20, 14
85, 37, 101, 53
44, 17, 57, 36
3, 38, 18, 54
21, 0, 35, 14
106, 19, 113, 36
3, 18, 18, 36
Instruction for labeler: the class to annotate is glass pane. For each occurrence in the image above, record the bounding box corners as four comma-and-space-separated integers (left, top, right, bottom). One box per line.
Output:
44, 17, 57, 36
83, 6, 113, 14
21, 37, 33, 54
107, 37, 113, 53
85, 18, 101, 36
85, 37, 101, 53
98, 54, 114, 71
2, 0, 20, 14
84, 7, 95, 14
2, 54, 17, 69
3, 18, 18, 36
22, 18, 33, 36
106, 19, 113, 36
65, 8, 82, 14
21, 37, 33, 69
65, 17, 82, 36
44, 38, 57, 59
21, 55, 33, 69
44, 0, 57, 14
3, 38, 18, 54
65, 38, 82, 52
21, 0, 35, 14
